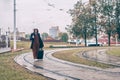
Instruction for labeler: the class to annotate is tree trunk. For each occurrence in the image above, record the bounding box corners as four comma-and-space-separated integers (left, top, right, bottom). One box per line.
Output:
76, 37, 78, 46
108, 33, 111, 46
117, 27, 120, 39
84, 27, 87, 47
85, 34, 87, 47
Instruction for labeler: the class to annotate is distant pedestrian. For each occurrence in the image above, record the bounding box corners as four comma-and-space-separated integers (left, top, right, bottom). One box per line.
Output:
30, 28, 44, 60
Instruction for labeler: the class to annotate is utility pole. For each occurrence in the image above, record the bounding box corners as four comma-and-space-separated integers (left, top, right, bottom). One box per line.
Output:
0, 28, 1, 36
0, 28, 1, 41
13, 0, 17, 50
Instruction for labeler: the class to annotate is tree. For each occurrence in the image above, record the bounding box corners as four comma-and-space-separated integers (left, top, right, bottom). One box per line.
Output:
41, 33, 48, 40
61, 33, 68, 42
90, 0, 99, 46
67, 0, 119, 46
67, 0, 96, 46
115, 0, 120, 39
98, 0, 116, 46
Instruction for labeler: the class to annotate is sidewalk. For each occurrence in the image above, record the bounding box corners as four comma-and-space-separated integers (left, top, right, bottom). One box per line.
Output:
0, 48, 11, 54
14, 49, 120, 80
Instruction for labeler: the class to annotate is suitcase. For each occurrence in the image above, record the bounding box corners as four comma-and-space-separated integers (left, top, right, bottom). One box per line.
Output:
37, 49, 44, 59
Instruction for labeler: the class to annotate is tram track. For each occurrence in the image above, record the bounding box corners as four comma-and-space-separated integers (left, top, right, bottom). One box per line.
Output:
15, 48, 120, 80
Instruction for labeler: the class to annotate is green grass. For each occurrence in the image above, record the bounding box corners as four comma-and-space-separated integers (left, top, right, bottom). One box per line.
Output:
10, 41, 70, 49
1, 41, 119, 80
0, 50, 48, 80
0, 41, 66, 80
53, 47, 113, 68
10, 41, 31, 49
107, 47, 120, 57
0, 41, 60, 80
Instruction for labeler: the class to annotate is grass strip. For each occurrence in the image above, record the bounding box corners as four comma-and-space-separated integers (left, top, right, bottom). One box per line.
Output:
53, 48, 113, 69
0, 50, 48, 80
107, 47, 120, 57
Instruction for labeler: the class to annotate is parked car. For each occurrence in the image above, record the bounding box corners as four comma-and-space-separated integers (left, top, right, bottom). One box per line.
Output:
81, 40, 103, 46
86, 42, 103, 46
68, 39, 81, 44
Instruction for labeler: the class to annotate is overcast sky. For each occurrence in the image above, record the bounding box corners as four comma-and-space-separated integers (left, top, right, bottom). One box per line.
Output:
0, 0, 88, 34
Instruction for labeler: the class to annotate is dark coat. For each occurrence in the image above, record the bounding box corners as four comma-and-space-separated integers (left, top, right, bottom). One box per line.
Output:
30, 33, 44, 49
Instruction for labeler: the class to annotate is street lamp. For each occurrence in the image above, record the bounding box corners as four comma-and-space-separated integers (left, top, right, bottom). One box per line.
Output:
13, 0, 17, 50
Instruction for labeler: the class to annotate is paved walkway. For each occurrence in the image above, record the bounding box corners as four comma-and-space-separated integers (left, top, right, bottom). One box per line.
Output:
14, 49, 120, 80
0, 48, 11, 54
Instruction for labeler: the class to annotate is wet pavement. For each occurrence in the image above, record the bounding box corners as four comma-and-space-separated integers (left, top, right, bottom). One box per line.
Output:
14, 49, 120, 80
0, 48, 11, 53
78, 49, 120, 66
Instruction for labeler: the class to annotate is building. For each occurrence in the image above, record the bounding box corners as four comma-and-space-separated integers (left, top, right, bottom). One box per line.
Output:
9, 28, 26, 40
49, 26, 60, 39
